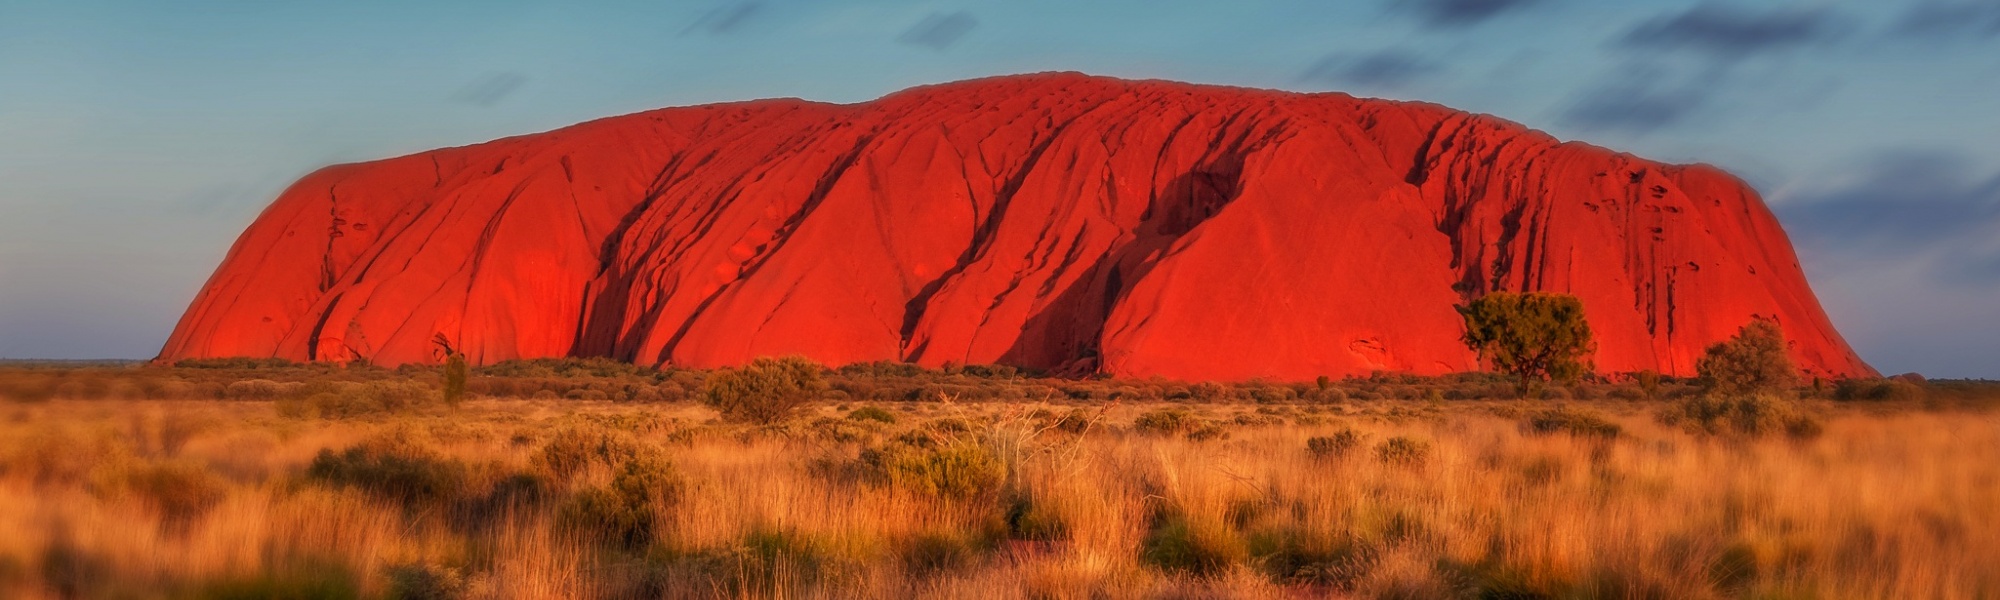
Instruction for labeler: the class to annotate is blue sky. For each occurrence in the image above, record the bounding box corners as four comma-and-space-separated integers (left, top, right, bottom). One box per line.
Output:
2, 0, 1997, 376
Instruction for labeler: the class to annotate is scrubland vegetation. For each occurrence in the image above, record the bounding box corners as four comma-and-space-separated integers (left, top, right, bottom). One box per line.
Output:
0, 356, 1996, 599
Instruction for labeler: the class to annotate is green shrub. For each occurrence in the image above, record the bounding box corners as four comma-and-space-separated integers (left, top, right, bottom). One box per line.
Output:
1133, 409, 1196, 436
902, 531, 980, 575
295, 381, 435, 418
1375, 437, 1431, 467
1656, 394, 1822, 440
1003, 495, 1067, 541
192, 561, 361, 600
474, 357, 661, 379
861, 436, 1004, 500
728, 528, 828, 591
702, 356, 827, 424
533, 428, 642, 482
924, 417, 972, 435
1306, 429, 1365, 459
1522, 407, 1622, 439
306, 433, 469, 509
1037, 408, 1094, 434
559, 453, 680, 550
1140, 514, 1247, 577
1834, 378, 1926, 402
111, 459, 229, 524
809, 417, 871, 443
1697, 320, 1798, 396
846, 406, 897, 424
385, 562, 467, 600
1185, 422, 1230, 442
1246, 526, 1368, 585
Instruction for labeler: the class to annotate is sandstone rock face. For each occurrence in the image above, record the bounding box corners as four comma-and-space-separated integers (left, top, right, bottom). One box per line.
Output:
159, 73, 1874, 380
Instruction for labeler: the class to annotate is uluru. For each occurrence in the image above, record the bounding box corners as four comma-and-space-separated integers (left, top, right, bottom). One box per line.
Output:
158, 72, 1874, 381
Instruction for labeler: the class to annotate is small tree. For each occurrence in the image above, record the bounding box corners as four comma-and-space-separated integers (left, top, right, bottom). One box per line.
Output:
1634, 370, 1663, 401
443, 352, 468, 409
1457, 291, 1595, 396
702, 356, 828, 424
433, 333, 467, 409
1697, 319, 1797, 396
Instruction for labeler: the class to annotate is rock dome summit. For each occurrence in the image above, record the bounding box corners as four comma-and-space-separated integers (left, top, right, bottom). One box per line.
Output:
159, 73, 1874, 380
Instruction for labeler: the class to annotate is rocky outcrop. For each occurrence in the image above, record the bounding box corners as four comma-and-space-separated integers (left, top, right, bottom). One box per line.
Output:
159, 73, 1874, 380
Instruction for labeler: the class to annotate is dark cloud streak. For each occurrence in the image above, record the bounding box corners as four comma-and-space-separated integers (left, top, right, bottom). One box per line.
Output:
451, 72, 527, 107
1388, 0, 1541, 29
1300, 50, 1442, 89
1559, 64, 1721, 133
1779, 150, 2000, 287
1620, 5, 1841, 59
1895, 1, 2000, 38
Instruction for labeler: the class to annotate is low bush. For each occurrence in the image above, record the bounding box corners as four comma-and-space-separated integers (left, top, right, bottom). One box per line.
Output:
1133, 409, 1197, 436
305, 432, 469, 509
1657, 394, 1823, 440
861, 434, 1005, 500
286, 380, 437, 418
1140, 513, 1247, 577
1185, 422, 1231, 442
105, 459, 229, 524
902, 530, 982, 575
846, 406, 897, 424
727, 528, 830, 592
1306, 429, 1365, 459
1522, 407, 1622, 439
702, 356, 828, 424
533, 427, 643, 482
1003, 494, 1067, 541
1246, 526, 1368, 585
192, 562, 361, 600
559, 453, 681, 550
384, 562, 468, 600
475, 357, 661, 380
1834, 378, 1926, 402
1375, 437, 1431, 467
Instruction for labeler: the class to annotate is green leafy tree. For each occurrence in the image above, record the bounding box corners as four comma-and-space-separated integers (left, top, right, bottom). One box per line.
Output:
1457, 291, 1596, 395
1696, 319, 1797, 396
702, 356, 828, 424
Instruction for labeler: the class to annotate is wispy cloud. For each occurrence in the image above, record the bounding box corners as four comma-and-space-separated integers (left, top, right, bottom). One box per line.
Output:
450, 72, 526, 108
1620, 4, 1843, 59
1559, 63, 1721, 133
1387, 0, 1542, 29
684, 2, 762, 36
898, 11, 978, 51
1893, 1, 2000, 39
1300, 50, 1442, 90
1778, 149, 2000, 286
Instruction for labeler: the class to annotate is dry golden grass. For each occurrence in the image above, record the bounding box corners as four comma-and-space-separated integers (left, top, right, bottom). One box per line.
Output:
0, 390, 1996, 599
